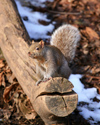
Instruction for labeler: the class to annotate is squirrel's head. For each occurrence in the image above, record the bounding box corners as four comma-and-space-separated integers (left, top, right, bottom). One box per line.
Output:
28, 40, 45, 59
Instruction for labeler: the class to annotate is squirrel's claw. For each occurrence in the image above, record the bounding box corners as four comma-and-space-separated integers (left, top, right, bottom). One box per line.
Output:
42, 77, 52, 82
36, 77, 52, 86
36, 80, 42, 86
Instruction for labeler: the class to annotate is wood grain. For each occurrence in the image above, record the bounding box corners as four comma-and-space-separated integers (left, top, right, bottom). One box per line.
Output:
0, 0, 78, 124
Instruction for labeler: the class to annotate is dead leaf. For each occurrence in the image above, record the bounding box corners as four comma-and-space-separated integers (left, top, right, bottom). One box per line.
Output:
1, 75, 6, 87
0, 72, 4, 86
3, 82, 19, 103
59, 0, 72, 10
19, 94, 37, 119
52, 0, 60, 9
3, 109, 11, 119
8, 73, 16, 83
85, 27, 100, 41
0, 60, 5, 68
5, 66, 12, 73
91, 64, 100, 74
38, 20, 50, 26
59, 0, 69, 5
25, 112, 37, 120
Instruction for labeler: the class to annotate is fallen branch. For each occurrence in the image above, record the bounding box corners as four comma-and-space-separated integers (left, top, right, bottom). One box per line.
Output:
0, 0, 78, 124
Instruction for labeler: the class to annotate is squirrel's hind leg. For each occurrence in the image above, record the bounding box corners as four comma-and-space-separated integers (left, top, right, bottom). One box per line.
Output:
60, 61, 71, 79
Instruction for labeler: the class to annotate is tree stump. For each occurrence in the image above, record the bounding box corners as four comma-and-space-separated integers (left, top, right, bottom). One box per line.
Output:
0, 0, 78, 124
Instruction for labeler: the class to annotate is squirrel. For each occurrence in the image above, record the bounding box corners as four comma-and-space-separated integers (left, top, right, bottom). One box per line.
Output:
28, 24, 81, 85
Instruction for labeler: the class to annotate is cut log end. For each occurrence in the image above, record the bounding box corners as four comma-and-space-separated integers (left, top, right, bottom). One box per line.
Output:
0, 0, 78, 124
33, 77, 78, 121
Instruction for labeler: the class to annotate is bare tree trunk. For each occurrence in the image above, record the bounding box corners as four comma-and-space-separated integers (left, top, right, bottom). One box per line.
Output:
0, 0, 78, 124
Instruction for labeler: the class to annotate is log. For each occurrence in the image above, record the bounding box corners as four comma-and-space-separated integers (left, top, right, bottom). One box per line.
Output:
0, 0, 78, 124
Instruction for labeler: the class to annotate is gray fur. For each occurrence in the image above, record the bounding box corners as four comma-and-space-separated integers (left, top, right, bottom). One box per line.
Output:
50, 24, 81, 62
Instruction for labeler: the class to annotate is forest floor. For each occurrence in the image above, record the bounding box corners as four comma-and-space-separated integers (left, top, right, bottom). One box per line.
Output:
0, 0, 100, 124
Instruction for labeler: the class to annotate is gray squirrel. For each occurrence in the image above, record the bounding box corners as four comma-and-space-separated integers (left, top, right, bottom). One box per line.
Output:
28, 24, 81, 85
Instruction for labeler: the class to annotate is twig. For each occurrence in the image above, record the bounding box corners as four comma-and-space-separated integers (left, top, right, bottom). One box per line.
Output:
47, 10, 82, 15
85, 75, 100, 81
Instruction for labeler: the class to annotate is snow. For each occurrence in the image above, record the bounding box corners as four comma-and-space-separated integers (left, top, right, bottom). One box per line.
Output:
69, 74, 100, 124
20, 0, 54, 7
31, 0, 54, 7
15, 0, 54, 39
15, 0, 100, 124
69, 74, 97, 102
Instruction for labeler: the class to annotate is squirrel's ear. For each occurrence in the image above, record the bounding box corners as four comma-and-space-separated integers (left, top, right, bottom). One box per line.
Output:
39, 40, 44, 48
32, 40, 35, 44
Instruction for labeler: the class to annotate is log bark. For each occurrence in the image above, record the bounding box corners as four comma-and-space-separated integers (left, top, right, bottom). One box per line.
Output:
0, 0, 78, 124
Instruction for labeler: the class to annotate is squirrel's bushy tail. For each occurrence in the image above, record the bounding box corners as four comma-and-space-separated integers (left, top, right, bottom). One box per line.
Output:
50, 24, 80, 63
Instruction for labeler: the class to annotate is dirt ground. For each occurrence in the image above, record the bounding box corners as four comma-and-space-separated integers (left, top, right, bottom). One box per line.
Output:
0, 0, 100, 124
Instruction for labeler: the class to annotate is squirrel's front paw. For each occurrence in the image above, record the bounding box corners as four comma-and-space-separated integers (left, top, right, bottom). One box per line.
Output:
36, 77, 52, 86
43, 77, 52, 82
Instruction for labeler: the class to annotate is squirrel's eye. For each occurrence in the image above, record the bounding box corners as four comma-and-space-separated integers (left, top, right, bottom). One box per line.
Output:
36, 47, 39, 50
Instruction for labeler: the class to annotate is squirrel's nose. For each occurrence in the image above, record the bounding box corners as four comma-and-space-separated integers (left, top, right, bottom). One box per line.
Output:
28, 52, 31, 56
